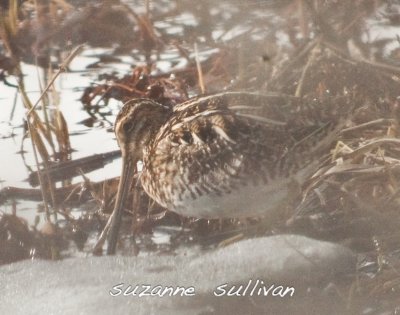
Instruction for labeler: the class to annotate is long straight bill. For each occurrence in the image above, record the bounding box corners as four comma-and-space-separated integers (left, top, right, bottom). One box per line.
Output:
107, 156, 136, 255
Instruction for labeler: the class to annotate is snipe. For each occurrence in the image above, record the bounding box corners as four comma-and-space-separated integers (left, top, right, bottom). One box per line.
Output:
104, 92, 350, 254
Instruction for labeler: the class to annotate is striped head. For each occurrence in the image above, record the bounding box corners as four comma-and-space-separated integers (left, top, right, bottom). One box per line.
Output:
115, 99, 171, 160
107, 98, 172, 254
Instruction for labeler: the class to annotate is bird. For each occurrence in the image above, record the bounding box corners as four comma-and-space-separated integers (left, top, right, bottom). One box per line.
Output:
104, 92, 351, 254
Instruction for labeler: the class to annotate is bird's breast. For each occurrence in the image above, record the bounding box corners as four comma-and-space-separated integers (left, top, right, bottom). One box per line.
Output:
140, 152, 296, 219
141, 166, 295, 218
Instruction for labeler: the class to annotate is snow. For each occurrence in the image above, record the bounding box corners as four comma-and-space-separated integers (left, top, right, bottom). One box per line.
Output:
0, 234, 356, 315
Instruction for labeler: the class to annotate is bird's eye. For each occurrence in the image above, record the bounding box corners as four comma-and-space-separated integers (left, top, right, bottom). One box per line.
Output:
123, 121, 133, 133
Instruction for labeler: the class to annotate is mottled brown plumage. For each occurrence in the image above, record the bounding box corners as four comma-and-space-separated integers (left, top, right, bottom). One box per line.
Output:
106, 92, 351, 253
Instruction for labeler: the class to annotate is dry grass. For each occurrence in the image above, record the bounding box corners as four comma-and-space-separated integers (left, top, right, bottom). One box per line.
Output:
1, 0, 400, 311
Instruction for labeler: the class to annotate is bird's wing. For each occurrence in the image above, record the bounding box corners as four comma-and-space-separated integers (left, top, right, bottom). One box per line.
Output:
147, 97, 288, 195
149, 92, 353, 188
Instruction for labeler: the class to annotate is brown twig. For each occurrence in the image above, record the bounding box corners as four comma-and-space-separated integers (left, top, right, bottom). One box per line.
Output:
194, 42, 205, 94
